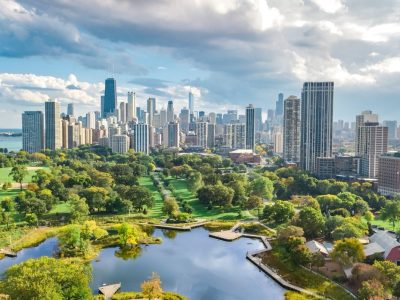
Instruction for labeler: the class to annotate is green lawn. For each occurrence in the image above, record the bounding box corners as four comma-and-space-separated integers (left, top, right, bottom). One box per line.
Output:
166, 177, 246, 220
369, 217, 399, 231
138, 176, 164, 218
0, 167, 48, 184
0, 188, 21, 200
48, 202, 71, 214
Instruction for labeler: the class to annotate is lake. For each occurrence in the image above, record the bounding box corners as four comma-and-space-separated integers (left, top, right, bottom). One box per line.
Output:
0, 129, 22, 152
0, 228, 285, 299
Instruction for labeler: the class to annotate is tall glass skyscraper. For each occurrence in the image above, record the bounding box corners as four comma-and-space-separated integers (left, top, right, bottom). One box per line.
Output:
275, 93, 284, 117
45, 100, 61, 150
22, 111, 44, 153
188, 91, 194, 114
300, 82, 334, 173
246, 104, 255, 151
102, 78, 117, 118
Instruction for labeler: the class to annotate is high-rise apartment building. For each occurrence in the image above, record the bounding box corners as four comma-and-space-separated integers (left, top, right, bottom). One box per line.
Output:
225, 123, 246, 149
22, 111, 44, 153
131, 123, 149, 154
179, 108, 190, 133
300, 82, 334, 173
246, 104, 255, 151
45, 100, 61, 150
283, 96, 300, 163
119, 102, 126, 124
103, 78, 117, 118
86, 112, 96, 129
358, 122, 388, 178
195, 121, 208, 147
355, 110, 379, 155
207, 123, 216, 148
254, 108, 262, 132
127, 92, 136, 122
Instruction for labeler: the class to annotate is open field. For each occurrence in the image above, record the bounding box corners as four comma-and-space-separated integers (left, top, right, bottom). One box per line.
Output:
138, 176, 164, 218
0, 167, 47, 184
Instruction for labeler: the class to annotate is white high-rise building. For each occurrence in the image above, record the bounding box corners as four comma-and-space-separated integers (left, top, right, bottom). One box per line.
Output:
147, 98, 156, 126
232, 123, 246, 149
111, 135, 130, 154
86, 112, 96, 129
127, 92, 136, 121
196, 121, 208, 147
189, 90, 194, 114
131, 123, 149, 154
300, 82, 334, 173
358, 123, 388, 178
119, 102, 126, 123
283, 96, 300, 163
22, 111, 44, 153
45, 100, 61, 150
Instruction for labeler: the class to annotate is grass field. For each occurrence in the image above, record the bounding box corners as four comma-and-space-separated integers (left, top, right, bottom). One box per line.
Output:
138, 176, 164, 218
0, 188, 21, 200
167, 177, 245, 220
0, 167, 47, 184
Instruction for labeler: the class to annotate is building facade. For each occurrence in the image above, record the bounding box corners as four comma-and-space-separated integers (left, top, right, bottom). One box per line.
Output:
245, 104, 255, 151
45, 100, 61, 150
22, 111, 44, 153
283, 95, 300, 163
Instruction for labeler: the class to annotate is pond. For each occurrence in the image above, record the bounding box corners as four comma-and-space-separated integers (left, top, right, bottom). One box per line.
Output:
0, 228, 285, 299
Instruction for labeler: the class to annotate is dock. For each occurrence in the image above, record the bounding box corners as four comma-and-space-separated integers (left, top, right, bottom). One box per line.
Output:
98, 283, 121, 300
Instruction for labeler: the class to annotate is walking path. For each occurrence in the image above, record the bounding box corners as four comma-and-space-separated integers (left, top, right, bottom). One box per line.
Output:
154, 221, 209, 231
98, 283, 121, 300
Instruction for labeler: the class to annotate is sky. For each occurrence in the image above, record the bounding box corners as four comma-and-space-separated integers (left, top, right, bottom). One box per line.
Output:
1, 0, 400, 128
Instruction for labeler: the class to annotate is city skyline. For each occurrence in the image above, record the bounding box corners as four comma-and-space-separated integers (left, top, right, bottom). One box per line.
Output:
1, 0, 400, 127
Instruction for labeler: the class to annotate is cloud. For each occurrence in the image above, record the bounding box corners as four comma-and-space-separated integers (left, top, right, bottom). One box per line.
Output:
361, 57, 400, 74
308, 0, 345, 14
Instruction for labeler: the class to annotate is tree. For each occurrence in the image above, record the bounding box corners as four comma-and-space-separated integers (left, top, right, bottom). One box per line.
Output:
117, 223, 146, 247
263, 200, 295, 224
0, 257, 92, 300
373, 260, 400, 290
9, 165, 28, 189
332, 223, 364, 240
59, 225, 89, 257
277, 226, 304, 244
186, 171, 203, 192
358, 279, 386, 300
330, 238, 365, 267
296, 207, 325, 238
25, 213, 38, 226
69, 194, 89, 223
249, 176, 274, 199
244, 195, 263, 210
197, 184, 234, 208
380, 200, 400, 229
141, 273, 163, 300
162, 197, 179, 217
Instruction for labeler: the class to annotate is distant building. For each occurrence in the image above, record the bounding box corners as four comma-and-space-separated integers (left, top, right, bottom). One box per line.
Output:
179, 108, 190, 133
167, 121, 180, 148
67, 103, 74, 116
283, 96, 300, 163
378, 153, 400, 197
383, 120, 398, 140
300, 82, 334, 173
229, 149, 261, 164
45, 100, 61, 150
147, 98, 156, 126
167, 100, 174, 123
188, 91, 194, 114
254, 108, 262, 132
355, 110, 379, 156
246, 104, 255, 151
207, 123, 216, 148
111, 134, 130, 154
22, 111, 44, 153
275, 93, 284, 117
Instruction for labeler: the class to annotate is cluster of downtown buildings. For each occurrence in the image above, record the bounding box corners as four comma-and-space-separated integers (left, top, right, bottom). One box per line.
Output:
21, 79, 400, 197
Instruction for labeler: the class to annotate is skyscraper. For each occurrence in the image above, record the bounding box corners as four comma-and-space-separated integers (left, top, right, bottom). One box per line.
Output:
103, 78, 117, 118
179, 108, 190, 133
207, 123, 216, 148
283, 96, 300, 163
127, 92, 136, 122
275, 93, 284, 117
86, 112, 96, 129
147, 98, 156, 126
45, 100, 61, 150
119, 102, 126, 123
111, 135, 130, 154
67, 103, 74, 116
167, 100, 174, 123
131, 123, 149, 154
22, 111, 44, 153
300, 82, 334, 173
246, 104, 255, 151
188, 91, 194, 114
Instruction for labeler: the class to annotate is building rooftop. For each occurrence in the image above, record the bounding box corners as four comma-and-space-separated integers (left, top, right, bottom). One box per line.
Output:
370, 231, 400, 258
230, 149, 254, 154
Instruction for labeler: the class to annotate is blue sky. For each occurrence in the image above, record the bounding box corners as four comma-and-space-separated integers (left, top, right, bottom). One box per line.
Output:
1, 0, 400, 128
